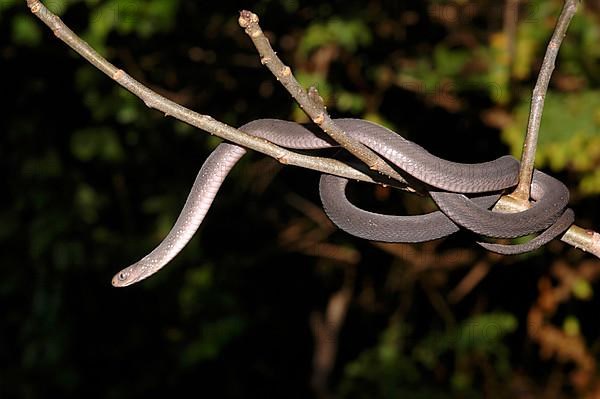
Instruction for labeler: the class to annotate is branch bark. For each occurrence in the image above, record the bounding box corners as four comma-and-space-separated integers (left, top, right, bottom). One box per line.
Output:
511, 0, 578, 201
495, 0, 600, 257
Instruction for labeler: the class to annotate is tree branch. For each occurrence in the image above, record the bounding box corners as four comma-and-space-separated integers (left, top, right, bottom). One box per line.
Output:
27, 0, 600, 258
25, 0, 403, 188
511, 0, 578, 201
238, 10, 406, 183
496, 0, 600, 257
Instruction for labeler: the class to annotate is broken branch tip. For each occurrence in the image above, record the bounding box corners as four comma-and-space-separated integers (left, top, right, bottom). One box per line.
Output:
238, 10, 259, 28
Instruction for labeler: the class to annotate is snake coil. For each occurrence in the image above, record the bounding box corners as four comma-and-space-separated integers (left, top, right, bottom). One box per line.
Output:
112, 118, 574, 287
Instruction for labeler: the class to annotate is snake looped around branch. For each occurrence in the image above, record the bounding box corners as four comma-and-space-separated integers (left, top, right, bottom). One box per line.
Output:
112, 119, 574, 287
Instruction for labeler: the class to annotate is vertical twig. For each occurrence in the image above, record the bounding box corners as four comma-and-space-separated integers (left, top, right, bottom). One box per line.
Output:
310, 270, 354, 398
503, 0, 520, 74
238, 10, 406, 183
511, 0, 578, 201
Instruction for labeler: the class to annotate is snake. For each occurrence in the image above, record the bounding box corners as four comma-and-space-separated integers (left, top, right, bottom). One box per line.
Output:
320, 172, 574, 254
112, 119, 573, 287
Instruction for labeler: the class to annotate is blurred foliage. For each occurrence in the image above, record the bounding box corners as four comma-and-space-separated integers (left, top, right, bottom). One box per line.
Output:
85, 0, 180, 50
298, 18, 372, 55
504, 91, 600, 194
340, 313, 517, 398
2, 0, 600, 398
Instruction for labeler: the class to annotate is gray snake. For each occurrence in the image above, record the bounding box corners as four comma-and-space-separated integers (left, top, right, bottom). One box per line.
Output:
112, 119, 573, 287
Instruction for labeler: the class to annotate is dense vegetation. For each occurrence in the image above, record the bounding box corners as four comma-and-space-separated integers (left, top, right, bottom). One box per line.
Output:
2, 0, 600, 397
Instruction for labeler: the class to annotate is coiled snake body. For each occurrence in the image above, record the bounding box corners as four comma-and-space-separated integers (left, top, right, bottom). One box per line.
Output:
112, 119, 574, 287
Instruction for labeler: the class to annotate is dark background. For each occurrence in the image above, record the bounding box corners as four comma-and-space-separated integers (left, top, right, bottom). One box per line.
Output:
2, 0, 600, 397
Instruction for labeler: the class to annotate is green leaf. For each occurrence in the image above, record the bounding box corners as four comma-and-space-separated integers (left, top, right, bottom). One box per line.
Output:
414, 313, 517, 367
572, 278, 593, 300
84, 0, 179, 49
180, 317, 245, 365
70, 127, 125, 162
336, 90, 366, 113
11, 14, 42, 46
563, 316, 580, 336
75, 183, 103, 224
299, 18, 371, 55
21, 150, 63, 178
502, 90, 600, 195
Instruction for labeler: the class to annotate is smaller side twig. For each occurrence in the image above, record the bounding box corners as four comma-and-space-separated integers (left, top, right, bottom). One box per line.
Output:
511, 0, 578, 201
238, 10, 406, 183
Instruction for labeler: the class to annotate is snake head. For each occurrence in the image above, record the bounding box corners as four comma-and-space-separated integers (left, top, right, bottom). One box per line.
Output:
111, 256, 157, 287
111, 264, 140, 287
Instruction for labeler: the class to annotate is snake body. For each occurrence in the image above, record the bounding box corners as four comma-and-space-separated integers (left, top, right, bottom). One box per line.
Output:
429, 170, 569, 238
112, 119, 572, 287
112, 120, 332, 287
319, 174, 503, 243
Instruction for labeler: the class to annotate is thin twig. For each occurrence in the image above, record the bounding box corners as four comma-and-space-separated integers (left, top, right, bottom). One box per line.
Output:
26, 0, 403, 188
503, 0, 520, 75
448, 261, 492, 304
496, 0, 599, 257
310, 269, 354, 397
511, 0, 578, 201
238, 10, 406, 183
